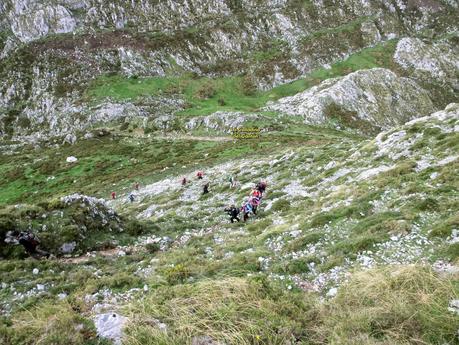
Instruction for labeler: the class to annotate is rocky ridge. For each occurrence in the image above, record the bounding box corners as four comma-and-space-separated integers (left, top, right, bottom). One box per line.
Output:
1, 0, 458, 140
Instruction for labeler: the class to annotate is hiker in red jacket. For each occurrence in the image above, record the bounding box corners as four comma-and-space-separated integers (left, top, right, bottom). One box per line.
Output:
111, 191, 116, 200
197, 171, 204, 180
181, 177, 187, 186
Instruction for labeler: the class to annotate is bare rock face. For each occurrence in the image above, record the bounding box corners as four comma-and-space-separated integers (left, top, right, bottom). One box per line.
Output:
394, 37, 459, 93
0, 0, 457, 141
265, 68, 435, 133
10, 3, 76, 43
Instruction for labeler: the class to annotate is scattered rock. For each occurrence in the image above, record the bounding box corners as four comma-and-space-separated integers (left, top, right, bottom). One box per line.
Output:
191, 335, 223, 345
326, 287, 338, 298
60, 242, 77, 254
94, 313, 128, 345
58, 292, 68, 300
66, 156, 78, 163
448, 300, 459, 315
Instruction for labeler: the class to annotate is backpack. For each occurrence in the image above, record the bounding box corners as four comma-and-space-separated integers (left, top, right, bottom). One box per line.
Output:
250, 197, 260, 206
244, 203, 253, 213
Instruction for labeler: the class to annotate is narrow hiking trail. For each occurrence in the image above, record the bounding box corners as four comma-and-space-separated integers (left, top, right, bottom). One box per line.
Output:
117, 129, 235, 142
152, 134, 234, 142
59, 248, 119, 264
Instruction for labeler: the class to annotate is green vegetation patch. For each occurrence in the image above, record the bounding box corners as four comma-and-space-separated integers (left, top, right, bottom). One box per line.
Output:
84, 40, 399, 117
125, 276, 319, 344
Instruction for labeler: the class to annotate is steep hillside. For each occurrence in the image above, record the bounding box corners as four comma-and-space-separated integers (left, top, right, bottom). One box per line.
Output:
1, 103, 458, 344
0, 1, 458, 345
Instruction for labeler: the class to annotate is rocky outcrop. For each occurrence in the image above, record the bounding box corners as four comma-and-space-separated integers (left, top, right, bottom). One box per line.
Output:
185, 111, 261, 133
394, 37, 459, 105
10, 3, 76, 43
394, 37, 459, 85
265, 68, 436, 133
0, 0, 457, 141
2, 0, 455, 45
0, 193, 124, 258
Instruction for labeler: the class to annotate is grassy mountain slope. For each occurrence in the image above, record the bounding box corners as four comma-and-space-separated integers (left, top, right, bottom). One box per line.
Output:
0, 104, 458, 344
0, 1, 458, 345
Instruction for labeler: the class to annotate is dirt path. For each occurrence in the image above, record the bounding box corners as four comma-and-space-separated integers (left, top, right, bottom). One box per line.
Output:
153, 134, 234, 142
114, 129, 234, 142
59, 248, 127, 264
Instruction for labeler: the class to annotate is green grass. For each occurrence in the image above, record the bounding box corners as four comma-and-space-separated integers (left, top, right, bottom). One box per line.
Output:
84, 39, 399, 116
300, 16, 376, 42
1, 77, 458, 345
124, 276, 320, 345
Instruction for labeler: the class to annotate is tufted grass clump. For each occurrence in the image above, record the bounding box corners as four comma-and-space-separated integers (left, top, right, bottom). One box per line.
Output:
124, 276, 320, 345
2, 301, 105, 345
319, 266, 459, 345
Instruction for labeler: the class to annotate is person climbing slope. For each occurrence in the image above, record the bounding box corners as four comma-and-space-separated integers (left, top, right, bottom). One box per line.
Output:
129, 193, 135, 203
111, 191, 116, 200
224, 205, 240, 223
228, 175, 236, 188
241, 202, 254, 222
5, 231, 50, 259
256, 181, 267, 194
181, 177, 187, 186
249, 196, 261, 215
251, 188, 262, 199
197, 171, 204, 180
134, 182, 140, 191
203, 182, 210, 194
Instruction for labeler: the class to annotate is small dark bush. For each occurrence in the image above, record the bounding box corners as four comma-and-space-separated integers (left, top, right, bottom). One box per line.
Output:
145, 243, 160, 254
218, 97, 226, 106
125, 220, 145, 236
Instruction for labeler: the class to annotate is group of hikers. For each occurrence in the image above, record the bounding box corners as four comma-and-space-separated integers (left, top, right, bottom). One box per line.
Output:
181, 171, 210, 194
109, 169, 267, 225
111, 182, 140, 203
224, 181, 267, 223
6, 170, 266, 259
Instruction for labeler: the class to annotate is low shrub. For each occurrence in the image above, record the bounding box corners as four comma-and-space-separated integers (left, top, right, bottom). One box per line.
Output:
145, 243, 161, 254
271, 199, 291, 212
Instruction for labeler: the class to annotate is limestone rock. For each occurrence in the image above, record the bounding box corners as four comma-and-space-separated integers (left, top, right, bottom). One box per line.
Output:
60, 242, 76, 254
265, 68, 435, 132
66, 156, 78, 163
394, 37, 459, 87
185, 112, 261, 133
94, 312, 128, 345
